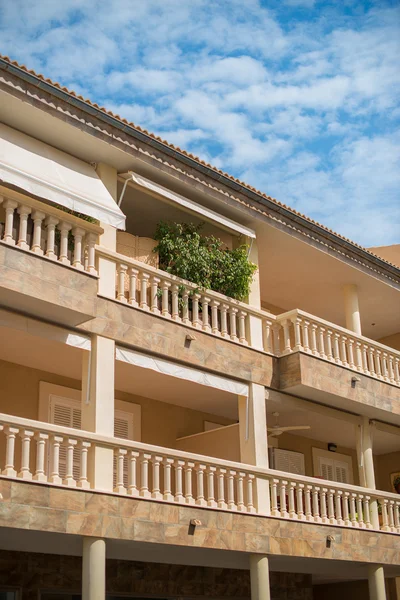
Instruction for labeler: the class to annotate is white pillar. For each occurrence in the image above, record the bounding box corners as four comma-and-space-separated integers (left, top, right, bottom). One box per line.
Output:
238, 383, 270, 514
96, 163, 118, 297
250, 554, 271, 600
368, 565, 387, 600
82, 537, 106, 600
343, 284, 362, 335
81, 335, 115, 491
244, 236, 264, 350
357, 417, 379, 529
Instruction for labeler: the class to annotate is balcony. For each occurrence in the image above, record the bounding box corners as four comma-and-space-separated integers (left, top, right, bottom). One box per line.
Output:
0, 412, 399, 535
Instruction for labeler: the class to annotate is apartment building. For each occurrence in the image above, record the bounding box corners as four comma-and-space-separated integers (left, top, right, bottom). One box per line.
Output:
0, 55, 399, 600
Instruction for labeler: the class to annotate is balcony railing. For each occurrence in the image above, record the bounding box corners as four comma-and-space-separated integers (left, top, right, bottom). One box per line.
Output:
1, 413, 399, 534
96, 246, 275, 348
275, 309, 400, 387
0, 193, 103, 274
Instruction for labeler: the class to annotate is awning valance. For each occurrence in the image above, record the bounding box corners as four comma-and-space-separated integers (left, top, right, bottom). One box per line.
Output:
0, 124, 126, 229
120, 171, 256, 238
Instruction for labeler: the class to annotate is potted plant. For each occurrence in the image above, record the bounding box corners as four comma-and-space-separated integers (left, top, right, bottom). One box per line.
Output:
393, 475, 400, 494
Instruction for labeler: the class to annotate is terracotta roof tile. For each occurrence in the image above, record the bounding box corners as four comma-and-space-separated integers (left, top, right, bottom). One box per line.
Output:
0, 54, 398, 271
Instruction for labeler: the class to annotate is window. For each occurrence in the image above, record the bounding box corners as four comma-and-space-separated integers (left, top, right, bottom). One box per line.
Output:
312, 447, 354, 484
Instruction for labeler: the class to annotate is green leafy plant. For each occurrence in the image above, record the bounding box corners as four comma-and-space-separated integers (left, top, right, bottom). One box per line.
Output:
394, 476, 400, 490
154, 221, 257, 301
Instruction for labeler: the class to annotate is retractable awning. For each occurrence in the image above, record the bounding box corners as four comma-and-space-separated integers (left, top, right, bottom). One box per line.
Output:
120, 171, 256, 238
0, 124, 126, 229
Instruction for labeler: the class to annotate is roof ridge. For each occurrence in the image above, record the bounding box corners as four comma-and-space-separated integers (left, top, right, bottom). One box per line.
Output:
0, 54, 398, 272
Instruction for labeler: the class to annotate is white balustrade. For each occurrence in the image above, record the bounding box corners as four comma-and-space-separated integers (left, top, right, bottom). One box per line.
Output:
276, 309, 400, 387
0, 193, 102, 274
0, 413, 398, 535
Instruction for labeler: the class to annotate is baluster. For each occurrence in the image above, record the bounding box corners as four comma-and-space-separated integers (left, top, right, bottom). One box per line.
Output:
31, 210, 45, 255
174, 460, 185, 503
349, 494, 357, 527
236, 472, 245, 512
171, 284, 180, 321
304, 485, 312, 521
288, 482, 296, 518
71, 227, 85, 270
114, 448, 127, 494
326, 330, 333, 360
296, 483, 305, 520
247, 475, 256, 513
335, 491, 344, 525
229, 308, 238, 342
49, 435, 63, 484
382, 353, 389, 381
85, 233, 97, 274
357, 495, 365, 528
182, 289, 190, 325
217, 468, 227, 509
379, 499, 390, 531
363, 496, 371, 529
128, 268, 139, 306
340, 336, 348, 366
184, 462, 195, 505
117, 264, 128, 302
140, 273, 150, 310
388, 501, 395, 532
220, 304, 229, 338
310, 323, 318, 355
264, 320, 273, 353
45, 216, 59, 259
368, 346, 376, 377
388, 356, 395, 384
140, 453, 151, 498
270, 479, 280, 516
207, 467, 217, 508
280, 480, 289, 518
355, 342, 363, 372
78, 441, 91, 489
312, 486, 322, 523
327, 489, 336, 524
347, 339, 355, 369
227, 470, 237, 510
2, 426, 19, 477
333, 333, 341, 364
150, 276, 161, 314
163, 458, 174, 502
394, 358, 400, 386
342, 491, 350, 526
161, 281, 171, 317
151, 456, 163, 500
2, 199, 18, 244
34, 432, 48, 482
318, 327, 326, 358
192, 293, 200, 328
211, 300, 220, 335
375, 350, 382, 379
301, 320, 310, 353
201, 296, 211, 332
58, 222, 72, 265
196, 464, 207, 506
272, 324, 281, 355
127, 451, 139, 496
63, 439, 77, 487
362, 345, 369, 375
18, 430, 34, 480
393, 501, 400, 533
282, 320, 291, 353
238, 310, 248, 345
320, 488, 328, 523
17, 205, 31, 250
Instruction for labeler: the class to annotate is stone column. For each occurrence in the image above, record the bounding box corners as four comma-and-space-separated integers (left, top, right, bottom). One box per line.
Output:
82, 537, 106, 600
343, 284, 362, 335
81, 335, 115, 491
250, 554, 271, 600
368, 565, 387, 600
357, 417, 379, 528
238, 383, 270, 514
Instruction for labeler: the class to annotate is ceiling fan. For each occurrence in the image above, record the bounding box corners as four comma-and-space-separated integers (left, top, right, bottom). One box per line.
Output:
267, 412, 311, 438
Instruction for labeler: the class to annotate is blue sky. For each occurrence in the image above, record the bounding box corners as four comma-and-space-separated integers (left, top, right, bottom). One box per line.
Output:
1, 0, 399, 247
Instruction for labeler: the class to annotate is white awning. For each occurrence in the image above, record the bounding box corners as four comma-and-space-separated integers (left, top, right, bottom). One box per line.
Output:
120, 171, 256, 238
115, 346, 249, 396
0, 124, 126, 229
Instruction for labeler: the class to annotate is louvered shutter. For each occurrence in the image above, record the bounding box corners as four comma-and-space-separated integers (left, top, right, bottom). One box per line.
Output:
334, 460, 349, 484
318, 456, 350, 483
272, 448, 305, 475
49, 395, 81, 481
113, 408, 134, 488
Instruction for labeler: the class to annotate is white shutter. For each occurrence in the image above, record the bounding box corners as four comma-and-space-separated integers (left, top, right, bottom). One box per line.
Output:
49, 395, 81, 481
113, 408, 134, 488
334, 460, 349, 484
272, 448, 305, 475
318, 456, 350, 483
321, 459, 334, 481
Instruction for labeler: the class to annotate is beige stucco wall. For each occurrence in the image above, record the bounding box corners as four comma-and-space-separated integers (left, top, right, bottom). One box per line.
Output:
378, 332, 400, 351
176, 424, 240, 462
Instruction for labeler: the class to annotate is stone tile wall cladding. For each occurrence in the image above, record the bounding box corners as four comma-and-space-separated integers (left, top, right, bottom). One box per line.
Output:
0, 550, 312, 600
